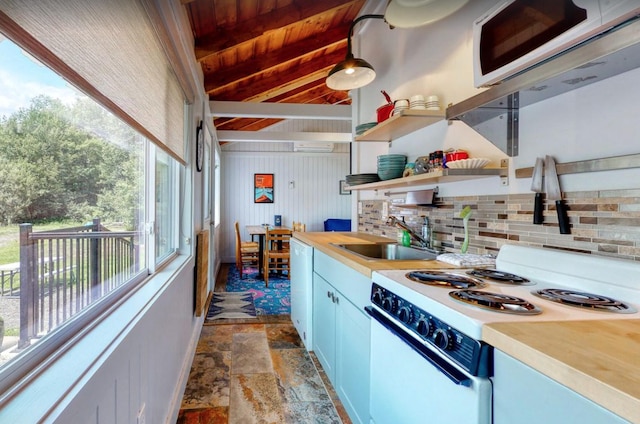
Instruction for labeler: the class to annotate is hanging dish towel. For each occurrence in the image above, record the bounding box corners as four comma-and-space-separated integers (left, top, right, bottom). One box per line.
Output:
436, 253, 496, 267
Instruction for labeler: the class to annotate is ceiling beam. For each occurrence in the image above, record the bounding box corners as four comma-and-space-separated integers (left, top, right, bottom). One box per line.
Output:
205, 46, 345, 97
209, 101, 351, 120
209, 62, 339, 102
202, 24, 349, 91
194, 0, 361, 61
213, 85, 351, 131
216, 131, 352, 143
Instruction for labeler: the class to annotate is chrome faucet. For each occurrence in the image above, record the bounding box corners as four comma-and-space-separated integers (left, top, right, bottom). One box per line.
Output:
386, 216, 430, 248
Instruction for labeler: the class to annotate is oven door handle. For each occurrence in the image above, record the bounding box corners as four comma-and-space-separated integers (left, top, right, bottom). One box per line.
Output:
365, 306, 472, 387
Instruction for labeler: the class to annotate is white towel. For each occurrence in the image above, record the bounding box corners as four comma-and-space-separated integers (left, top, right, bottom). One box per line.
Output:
436, 253, 496, 267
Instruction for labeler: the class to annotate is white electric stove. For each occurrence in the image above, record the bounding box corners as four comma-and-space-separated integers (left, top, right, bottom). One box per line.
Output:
368, 244, 640, 424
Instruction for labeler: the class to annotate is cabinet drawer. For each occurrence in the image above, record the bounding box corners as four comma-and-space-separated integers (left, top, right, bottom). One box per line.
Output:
313, 250, 371, 311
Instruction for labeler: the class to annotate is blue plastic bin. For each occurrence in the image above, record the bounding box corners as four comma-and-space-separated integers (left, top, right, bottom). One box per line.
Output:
324, 219, 351, 232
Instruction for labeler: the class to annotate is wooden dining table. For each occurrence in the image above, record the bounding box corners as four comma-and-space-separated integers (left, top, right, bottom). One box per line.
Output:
246, 225, 290, 279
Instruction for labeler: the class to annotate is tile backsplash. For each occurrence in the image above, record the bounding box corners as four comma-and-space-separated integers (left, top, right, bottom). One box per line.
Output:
357, 189, 640, 261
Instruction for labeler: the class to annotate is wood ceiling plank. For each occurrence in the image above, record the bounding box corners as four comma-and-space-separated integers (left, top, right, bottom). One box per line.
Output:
209, 50, 343, 100
237, 0, 260, 22
221, 67, 330, 102
194, 0, 360, 61
214, 0, 238, 27
257, 0, 278, 15
185, 0, 216, 37
203, 23, 349, 92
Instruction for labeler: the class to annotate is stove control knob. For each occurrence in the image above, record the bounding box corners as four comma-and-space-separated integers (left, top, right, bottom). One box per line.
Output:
433, 328, 453, 351
381, 296, 396, 312
398, 306, 413, 324
372, 289, 384, 305
417, 318, 434, 337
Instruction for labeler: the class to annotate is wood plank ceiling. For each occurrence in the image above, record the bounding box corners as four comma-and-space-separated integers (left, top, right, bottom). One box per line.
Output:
183, 0, 366, 132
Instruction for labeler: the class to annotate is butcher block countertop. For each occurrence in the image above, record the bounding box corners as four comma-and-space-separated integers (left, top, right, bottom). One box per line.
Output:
295, 231, 640, 421
484, 320, 640, 423
292, 231, 456, 277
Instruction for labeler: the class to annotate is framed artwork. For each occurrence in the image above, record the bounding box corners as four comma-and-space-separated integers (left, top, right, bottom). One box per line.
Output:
339, 179, 350, 195
254, 173, 274, 203
340, 180, 351, 194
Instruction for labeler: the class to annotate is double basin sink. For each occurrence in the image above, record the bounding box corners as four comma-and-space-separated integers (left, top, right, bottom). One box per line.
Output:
331, 242, 440, 261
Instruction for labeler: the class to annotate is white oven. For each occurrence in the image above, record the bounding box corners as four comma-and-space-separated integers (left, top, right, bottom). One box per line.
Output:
366, 287, 492, 424
369, 245, 640, 424
473, 0, 640, 87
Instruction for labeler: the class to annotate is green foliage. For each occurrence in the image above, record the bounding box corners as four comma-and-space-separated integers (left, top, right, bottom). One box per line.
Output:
0, 237, 19, 264
0, 95, 143, 228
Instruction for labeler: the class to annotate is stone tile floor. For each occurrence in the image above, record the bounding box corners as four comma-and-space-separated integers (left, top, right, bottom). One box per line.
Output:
177, 265, 350, 423
177, 317, 350, 424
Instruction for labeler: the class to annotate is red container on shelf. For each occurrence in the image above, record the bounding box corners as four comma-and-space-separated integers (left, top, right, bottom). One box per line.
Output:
376, 103, 394, 123
445, 150, 469, 162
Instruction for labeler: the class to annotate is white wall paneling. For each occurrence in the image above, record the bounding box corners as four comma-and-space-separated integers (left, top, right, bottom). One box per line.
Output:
220, 150, 351, 262
0, 260, 201, 423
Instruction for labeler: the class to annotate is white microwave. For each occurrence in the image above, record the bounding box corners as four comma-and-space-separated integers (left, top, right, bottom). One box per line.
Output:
473, 0, 640, 87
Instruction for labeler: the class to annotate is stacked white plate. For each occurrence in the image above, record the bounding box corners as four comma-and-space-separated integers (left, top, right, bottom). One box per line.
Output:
445, 158, 491, 169
392, 105, 409, 116
409, 100, 426, 110
377, 154, 407, 180
426, 100, 440, 110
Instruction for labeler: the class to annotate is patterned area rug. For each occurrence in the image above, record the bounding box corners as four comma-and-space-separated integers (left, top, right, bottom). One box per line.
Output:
205, 292, 257, 321
226, 265, 290, 315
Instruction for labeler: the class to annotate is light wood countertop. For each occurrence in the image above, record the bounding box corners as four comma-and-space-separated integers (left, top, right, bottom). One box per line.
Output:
484, 320, 640, 423
296, 231, 640, 422
293, 231, 456, 277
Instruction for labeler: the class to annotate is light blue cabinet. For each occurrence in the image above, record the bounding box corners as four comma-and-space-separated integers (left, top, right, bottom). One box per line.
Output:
312, 273, 336, 377
312, 250, 371, 424
335, 290, 370, 424
291, 238, 313, 349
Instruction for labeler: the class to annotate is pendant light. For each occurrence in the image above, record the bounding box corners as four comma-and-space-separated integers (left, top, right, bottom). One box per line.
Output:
326, 2, 469, 91
326, 14, 386, 91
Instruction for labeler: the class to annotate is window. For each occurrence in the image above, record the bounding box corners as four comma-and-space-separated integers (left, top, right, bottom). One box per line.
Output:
0, 34, 180, 376
155, 148, 179, 263
214, 146, 221, 226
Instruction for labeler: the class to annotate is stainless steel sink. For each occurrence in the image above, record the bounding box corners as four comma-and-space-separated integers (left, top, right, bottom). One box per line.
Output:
331, 243, 439, 261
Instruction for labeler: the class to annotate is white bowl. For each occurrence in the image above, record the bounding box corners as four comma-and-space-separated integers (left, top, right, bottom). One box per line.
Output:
446, 158, 491, 169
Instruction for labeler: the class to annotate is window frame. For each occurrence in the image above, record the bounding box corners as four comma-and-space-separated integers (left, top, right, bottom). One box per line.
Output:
0, 31, 186, 393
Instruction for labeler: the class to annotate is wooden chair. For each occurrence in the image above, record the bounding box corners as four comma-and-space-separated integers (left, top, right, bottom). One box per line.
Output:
293, 221, 306, 232
263, 227, 292, 287
235, 222, 259, 279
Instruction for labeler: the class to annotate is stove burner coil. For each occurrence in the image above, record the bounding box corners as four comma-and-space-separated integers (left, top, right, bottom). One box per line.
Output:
533, 288, 636, 313
406, 271, 487, 289
466, 269, 532, 285
449, 290, 542, 315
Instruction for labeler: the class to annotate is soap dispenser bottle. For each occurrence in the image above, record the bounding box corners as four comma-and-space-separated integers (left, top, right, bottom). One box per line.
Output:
421, 216, 431, 248
402, 230, 411, 247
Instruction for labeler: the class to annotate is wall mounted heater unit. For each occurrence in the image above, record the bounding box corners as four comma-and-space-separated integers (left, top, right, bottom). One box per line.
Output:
293, 142, 334, 152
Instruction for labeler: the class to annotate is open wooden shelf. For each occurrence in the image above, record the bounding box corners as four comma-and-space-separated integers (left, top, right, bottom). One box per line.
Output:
347, 167, 507, 191
355, 109, 445, 142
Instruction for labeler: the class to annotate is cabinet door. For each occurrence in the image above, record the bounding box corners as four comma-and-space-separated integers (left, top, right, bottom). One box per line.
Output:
291, 239, 313, 349
335, 294, 370, 424
312, 272, 336, 381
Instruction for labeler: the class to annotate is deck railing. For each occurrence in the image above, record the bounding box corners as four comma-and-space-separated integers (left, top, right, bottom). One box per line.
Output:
0, 264, 20, 296
18, 219, 140, 348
